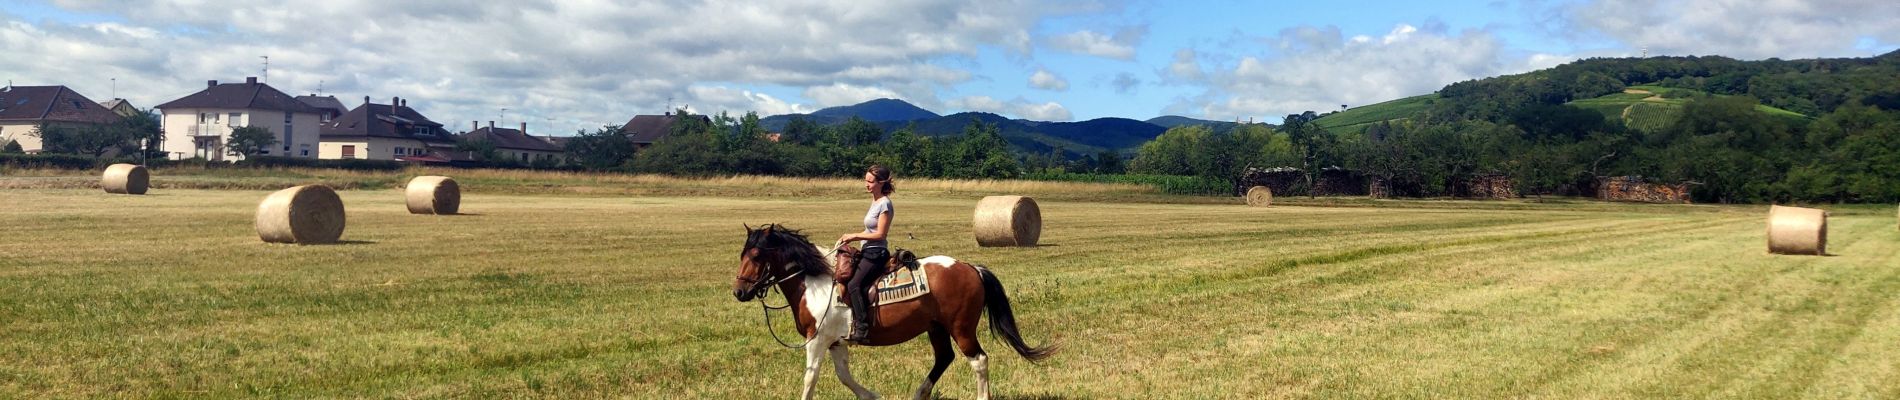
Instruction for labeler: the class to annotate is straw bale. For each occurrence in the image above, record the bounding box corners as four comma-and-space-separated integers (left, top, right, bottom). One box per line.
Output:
405, 176, 460, 215
256, 185, 346, 244
1767, 205, 1827, 255
101, 163, 148, 195
974, 195, 1041, 247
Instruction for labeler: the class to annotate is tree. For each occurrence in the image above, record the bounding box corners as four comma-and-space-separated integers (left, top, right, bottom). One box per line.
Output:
456, 136, 502, 164
119, 109, 165, 162
225, 126, 278, 157
565, 125, 635, 170
1281, 111, 1335, 196
32, 123, 136, 158
1, 139, 20, 154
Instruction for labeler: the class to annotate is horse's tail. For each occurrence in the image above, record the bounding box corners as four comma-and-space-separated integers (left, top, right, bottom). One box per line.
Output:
975, 265, 1059, 363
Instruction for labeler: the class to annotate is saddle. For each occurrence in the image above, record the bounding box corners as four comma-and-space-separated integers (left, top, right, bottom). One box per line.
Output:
830, 245, 929, 307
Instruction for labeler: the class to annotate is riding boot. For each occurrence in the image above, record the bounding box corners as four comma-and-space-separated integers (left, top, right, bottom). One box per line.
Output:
846, 247, 888, 343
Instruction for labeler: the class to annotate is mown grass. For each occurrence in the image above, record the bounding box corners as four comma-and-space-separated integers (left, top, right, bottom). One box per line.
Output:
2, 180, 1897, 398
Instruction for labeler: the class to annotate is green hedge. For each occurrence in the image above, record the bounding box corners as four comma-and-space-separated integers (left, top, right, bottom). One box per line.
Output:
236, 156, 405, 171
1023, 172, 1231, 196
0, 154, 410, 171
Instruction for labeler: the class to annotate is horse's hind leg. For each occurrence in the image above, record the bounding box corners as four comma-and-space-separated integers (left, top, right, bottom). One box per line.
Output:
830, 344, 880, 399
914, 325, 955, 400
950, 322, 990, 400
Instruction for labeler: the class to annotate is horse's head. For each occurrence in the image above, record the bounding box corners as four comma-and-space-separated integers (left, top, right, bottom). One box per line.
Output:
735, 224, 815, 301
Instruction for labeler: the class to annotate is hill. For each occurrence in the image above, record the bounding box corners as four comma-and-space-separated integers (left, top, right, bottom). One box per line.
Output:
761, 98, 939, 131
1565, 85, 1809, 132
1147, 115, 1242, 131
1311, 94, 1439, 133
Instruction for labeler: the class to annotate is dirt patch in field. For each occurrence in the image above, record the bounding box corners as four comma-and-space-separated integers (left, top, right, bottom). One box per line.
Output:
1623, 89, 1653, 95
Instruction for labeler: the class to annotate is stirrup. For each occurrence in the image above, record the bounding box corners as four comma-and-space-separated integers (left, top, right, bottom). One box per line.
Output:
846, 324, 872, 343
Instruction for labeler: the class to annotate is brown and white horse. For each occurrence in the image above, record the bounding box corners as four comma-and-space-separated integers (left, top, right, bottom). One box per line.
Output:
734, 224, 1056, 400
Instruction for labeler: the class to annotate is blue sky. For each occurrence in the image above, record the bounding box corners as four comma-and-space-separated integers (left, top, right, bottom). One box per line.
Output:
3, 0, 1896, 133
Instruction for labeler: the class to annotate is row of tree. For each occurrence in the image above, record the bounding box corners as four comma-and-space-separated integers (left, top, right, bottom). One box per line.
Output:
561, 110, 1055, 179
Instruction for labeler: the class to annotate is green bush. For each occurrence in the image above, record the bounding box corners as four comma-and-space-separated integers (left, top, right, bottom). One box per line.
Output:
237, 156, 405, 171
0, 153, 97, 169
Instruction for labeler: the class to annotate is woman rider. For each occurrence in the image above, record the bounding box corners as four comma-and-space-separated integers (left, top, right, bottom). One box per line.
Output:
837, 164, 894, 342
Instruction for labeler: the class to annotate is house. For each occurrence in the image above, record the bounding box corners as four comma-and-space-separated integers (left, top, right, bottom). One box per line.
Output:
297, 95, 348, 124
0, 85, 125, 154
156, 77, 325, 160
100, 98, 141, 118
620, 113, 710, 150
317, 97, 457, 161
463, 122, 564, 165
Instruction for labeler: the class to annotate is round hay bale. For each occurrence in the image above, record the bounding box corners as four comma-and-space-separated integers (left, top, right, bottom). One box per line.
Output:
101, 163, 148, 195
974, 195, 1041, 247
405, 176, 460, 215
1766, 205, 1827, 256
1245, 186, 1272, 207
256, 185, 346, 244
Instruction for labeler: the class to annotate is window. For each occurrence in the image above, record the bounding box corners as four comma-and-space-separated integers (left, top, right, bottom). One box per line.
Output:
302, 149, 309, 156
228, 112, 241, 127
341, 145, 356, 159
394, 146, 405, 156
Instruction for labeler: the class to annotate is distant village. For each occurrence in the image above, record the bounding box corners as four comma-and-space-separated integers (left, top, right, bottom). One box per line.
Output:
0, 77, 702, 166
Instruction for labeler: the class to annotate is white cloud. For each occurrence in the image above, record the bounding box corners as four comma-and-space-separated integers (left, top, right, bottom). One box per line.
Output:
1172, 23, 1549, 121
949, 96, 1073, 121
1046, 26, 1147, 60
802, 84, 902, 108
1564, 0, 1900, 59
0, 0, 1074, 134
1164, 48, 1205, 82
1029, 67, 1069, 91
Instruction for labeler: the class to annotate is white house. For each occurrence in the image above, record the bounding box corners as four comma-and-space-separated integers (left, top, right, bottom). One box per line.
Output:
318, 97, 457, 161
156, 77, 324, 160
0, 85, 124, 153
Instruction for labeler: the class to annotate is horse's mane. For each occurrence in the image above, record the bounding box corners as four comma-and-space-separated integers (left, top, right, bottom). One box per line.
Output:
746, 224, 831, 277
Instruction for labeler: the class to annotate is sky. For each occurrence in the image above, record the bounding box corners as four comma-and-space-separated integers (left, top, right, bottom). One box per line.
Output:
2, 0, 1897, 135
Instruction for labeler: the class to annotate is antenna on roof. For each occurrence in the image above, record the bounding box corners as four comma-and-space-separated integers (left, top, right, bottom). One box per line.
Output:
260, 56, 269, 83
112, 78, 117, 99
500, 108, 508, 127
317, 80, 325, 96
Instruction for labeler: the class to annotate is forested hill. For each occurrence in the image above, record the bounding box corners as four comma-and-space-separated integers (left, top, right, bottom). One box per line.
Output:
1250, 49, 1900, 204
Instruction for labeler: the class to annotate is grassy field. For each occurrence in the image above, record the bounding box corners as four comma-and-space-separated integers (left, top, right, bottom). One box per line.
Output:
3, 174, 1899, 398
1312, 94, 1439, 134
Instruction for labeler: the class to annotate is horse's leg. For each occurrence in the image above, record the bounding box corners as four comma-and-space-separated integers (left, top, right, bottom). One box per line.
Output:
800, 339, 830, 400
950, 322, 990, 400
830, 344, 880, 400
913, 325, 955, 400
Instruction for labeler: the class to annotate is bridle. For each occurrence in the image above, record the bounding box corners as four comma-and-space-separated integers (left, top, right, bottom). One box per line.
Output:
740, 239, 847, 350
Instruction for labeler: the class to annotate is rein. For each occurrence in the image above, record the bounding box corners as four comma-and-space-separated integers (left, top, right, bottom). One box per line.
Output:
752, 242, 847, 350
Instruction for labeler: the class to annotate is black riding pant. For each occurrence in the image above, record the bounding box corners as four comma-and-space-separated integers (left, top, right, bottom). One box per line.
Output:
847, 246, 890, 328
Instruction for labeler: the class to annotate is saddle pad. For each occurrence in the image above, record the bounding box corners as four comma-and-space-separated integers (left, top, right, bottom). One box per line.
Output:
834, 264, 931, 308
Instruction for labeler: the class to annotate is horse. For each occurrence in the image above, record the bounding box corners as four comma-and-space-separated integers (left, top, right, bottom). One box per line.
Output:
733, 224, 1057, 400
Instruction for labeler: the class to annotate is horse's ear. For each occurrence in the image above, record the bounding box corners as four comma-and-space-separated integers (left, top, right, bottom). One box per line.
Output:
743, 223, 751, 232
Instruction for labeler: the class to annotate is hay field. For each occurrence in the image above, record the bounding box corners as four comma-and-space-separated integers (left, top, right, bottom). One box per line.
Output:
2, 184, 1899, 398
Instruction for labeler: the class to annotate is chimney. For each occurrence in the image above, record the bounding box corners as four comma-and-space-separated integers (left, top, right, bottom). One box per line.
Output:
364, 96, 371, 106
520, 122, 526, 134
401, 99, 407, 107
207, 80, 218, 87
472, 121, 479, 132
391, 97, 399, 109
488, 121, 495, 130
245, 77, 257, 84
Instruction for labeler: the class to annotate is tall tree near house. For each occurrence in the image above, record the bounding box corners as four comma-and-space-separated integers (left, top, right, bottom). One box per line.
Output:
565, 125, 634, 170
1281, 111, 1331, 197
225, 126, 278, 157
31, 123, 133, 158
